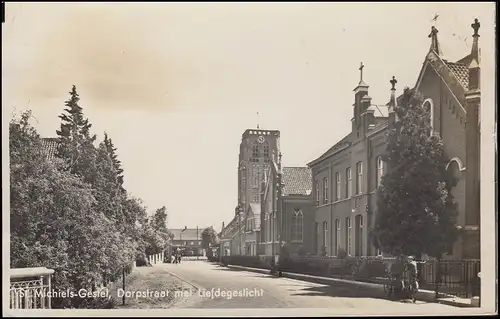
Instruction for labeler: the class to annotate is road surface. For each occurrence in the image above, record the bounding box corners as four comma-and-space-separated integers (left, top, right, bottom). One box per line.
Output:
158, 260, 462, 313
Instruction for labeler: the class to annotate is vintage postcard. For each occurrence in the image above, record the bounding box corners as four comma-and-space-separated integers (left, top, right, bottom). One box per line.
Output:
2, 2, 497, 317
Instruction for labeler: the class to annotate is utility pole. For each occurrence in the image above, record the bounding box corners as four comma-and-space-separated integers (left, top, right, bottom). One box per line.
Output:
197, 226, 199, 260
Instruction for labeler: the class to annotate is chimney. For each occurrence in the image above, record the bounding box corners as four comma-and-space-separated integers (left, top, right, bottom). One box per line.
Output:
360, 95, 374, 135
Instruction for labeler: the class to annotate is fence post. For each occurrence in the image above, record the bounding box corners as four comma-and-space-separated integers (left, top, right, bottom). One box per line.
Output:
434, 260, 440, 301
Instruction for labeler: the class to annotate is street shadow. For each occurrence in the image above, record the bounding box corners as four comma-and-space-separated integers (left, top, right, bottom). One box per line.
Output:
289, 284, 415, 303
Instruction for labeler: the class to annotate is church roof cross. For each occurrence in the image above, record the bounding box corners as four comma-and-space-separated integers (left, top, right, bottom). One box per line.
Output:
359, 62, 364, 82
472, 18, 480, 37
390, 76, 397, 90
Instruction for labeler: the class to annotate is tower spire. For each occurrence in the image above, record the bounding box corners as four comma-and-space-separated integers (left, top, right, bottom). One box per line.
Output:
428, 26, 442, 56
470, 18, 480, 64
256, 112, 260, 129
389, 76, 397, 112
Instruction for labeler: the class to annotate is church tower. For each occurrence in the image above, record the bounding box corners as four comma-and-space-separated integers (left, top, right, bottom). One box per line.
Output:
238, 128, 280, 212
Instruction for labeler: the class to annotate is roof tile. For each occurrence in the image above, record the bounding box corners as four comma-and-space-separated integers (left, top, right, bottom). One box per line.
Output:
443, 60, 469, 90
41, 138, 58, 160
282, 167, 312, 196
170, 228, 202, 241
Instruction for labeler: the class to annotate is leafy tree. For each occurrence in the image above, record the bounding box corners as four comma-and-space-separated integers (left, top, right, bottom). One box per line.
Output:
201, 226, 218, 250
10, 111, 112, 308
151, 206, 168, 232
373, 88, 459, 259
55, 85, 97, 184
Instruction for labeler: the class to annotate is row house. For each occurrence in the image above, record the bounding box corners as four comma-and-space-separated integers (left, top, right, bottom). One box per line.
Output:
308, 19, 481, 259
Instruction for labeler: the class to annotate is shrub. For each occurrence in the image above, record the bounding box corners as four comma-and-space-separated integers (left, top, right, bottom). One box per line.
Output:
297, 245, 307, 257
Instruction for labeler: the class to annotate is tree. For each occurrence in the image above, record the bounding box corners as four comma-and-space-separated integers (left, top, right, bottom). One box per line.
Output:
55, 85, 97, 184
373, 88, 459, 259
10, 111, 113, 308
201, 226, 218, 250
103, 132, 125, 190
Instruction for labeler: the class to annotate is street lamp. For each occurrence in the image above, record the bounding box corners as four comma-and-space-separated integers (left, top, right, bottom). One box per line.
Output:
235, 205, 244, 255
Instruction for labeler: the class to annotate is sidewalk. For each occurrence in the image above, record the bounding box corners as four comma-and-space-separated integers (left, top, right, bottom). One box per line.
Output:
226, 264, 477, 308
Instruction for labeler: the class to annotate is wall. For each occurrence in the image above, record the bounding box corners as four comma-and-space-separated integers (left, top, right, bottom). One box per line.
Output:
282, 197, 314, 254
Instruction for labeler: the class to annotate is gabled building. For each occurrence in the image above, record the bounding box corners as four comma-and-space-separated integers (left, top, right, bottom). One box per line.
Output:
308, 19, 481, 259
260, 152, 314, 256
170, 228, 204, 256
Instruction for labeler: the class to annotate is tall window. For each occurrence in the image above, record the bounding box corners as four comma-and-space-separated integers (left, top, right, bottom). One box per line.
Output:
315, 180, 320, 206
322, 221, 328, 249
291, 210, 303, 242
335, 173, 341, 201
323, 177, 329, 204
335, 219, 341, 256
356, 162, 363, 194
346, 217, 352, 256
263, 142, 270, 163
355, 215, 363, 256
376, 156, 384, 188
423, 98, 435, 136
252, 142, 260, 162
346, 168, 352, 198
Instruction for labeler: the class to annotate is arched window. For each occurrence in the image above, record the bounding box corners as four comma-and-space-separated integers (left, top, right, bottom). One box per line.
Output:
423, 98, 435, 136
252, 141, 260, 162
446, 157, 464, 181
291, 210, 303, 242
376, 156, 384, 188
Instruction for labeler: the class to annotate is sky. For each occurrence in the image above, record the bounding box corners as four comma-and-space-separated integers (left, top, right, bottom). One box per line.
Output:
2, 2, 495, 231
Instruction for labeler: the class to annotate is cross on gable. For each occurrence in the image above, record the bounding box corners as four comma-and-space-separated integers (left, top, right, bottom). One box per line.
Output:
390, 76, 397, 90
359, 62, 364, 82
472, 18, 480, 37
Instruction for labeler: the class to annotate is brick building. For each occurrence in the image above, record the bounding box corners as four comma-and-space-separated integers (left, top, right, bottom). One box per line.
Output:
260, 160, 314, 256
308, 20, 481, 259
237, 128, 281, 256
170, 228, 204, 256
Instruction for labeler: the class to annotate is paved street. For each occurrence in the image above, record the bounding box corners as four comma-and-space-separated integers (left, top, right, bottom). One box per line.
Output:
159, 261, 462, 313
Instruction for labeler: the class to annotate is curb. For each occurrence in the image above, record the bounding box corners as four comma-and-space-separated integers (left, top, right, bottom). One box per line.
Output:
226, 265, 475, 308
162, 267, 203, 308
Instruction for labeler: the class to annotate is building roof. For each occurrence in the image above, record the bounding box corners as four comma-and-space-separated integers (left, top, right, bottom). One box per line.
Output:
307, 133, 352, 167
368, 105, 390, 118
282, 167, 312, 196
169, 228, 202, 241
443, 60, 469, 90
41, 138, 58, 160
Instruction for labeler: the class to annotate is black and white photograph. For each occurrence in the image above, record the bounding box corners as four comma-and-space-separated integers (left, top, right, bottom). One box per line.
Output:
2, 2, 497, 317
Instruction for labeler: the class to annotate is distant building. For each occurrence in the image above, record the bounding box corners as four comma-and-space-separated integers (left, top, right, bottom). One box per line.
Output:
170, 228, 204, 256
308, 20, 481, 259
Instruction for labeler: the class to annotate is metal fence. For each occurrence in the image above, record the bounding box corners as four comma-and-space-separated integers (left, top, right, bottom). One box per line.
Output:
418, 259, 480, 299
10, 267, 54, 309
